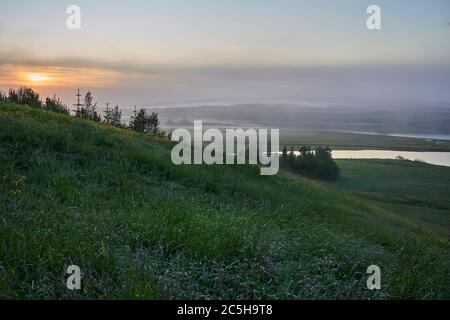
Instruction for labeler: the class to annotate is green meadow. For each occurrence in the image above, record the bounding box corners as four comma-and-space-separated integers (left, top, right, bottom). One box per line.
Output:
280, 129, 450, 151
335, 159, 450, 238
0, 102, 449, 299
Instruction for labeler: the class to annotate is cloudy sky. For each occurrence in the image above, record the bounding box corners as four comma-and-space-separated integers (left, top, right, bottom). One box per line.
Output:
0, 0, 449, 108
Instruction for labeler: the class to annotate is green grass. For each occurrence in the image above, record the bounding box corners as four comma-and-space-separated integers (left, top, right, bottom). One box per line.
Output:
334, 159, 450, 238
0, 102, 449, 299
280, 130, 450, 151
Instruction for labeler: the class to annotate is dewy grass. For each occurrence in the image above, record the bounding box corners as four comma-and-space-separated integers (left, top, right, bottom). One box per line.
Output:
334, 159, 450, 238
0, 101, 449, 299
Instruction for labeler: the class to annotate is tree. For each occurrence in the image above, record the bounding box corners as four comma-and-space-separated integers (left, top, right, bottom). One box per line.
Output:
282, 145, 339, 181
84, 91, 101, 122
147, 112, 161, 135
73, 89, 83, 113
103, 102, 112, 124
314, 146, 339, 180
282, 145, 288, 161
130, 108, 162, 135
0, 90, 6, 102
8, 87, 42, 108
288, 146, 296, 166
45, 95, 70, 115
75, 91, 101, 122
299, 145, 310, 157
130, 108, 147, 133
297, 146, 316, 176
108, 105, 123, 128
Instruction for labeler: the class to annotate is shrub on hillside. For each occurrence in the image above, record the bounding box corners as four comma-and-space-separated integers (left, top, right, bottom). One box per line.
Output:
0, 90, 7, 102
45, 96, 70, 115
8, 87, 42, 109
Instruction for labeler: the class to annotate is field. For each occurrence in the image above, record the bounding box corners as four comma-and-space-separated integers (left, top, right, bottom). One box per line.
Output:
334, 159, 450, 238
279, 130, 450, 151
0, 102, 449, 299
161, 127, 450, 152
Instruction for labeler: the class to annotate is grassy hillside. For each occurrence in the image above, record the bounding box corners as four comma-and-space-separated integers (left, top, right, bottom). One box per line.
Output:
335, 159, 450, 237
0, 102, 449, 299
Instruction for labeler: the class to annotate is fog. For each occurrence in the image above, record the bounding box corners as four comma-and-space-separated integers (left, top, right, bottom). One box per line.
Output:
8, 63, 449, 111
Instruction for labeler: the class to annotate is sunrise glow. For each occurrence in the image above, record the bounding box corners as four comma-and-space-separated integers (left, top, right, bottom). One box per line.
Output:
28, 74, 49, 82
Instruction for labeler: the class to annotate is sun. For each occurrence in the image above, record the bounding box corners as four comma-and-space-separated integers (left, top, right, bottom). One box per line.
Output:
28, 74, 49, 82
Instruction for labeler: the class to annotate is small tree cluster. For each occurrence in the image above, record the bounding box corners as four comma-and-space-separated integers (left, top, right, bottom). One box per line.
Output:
281, 145, 339, 181
8, 87, 42, 109
0, 87, 71, 116
72, 91, 163, 135
45, 96, 70, 115
103, 103, 124, 128
75, 91, 101, 122
129, 108, 163, 136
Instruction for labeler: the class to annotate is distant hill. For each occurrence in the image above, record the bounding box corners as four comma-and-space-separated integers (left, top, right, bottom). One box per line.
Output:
0, 101, 448, 299
155, 103, 450, 134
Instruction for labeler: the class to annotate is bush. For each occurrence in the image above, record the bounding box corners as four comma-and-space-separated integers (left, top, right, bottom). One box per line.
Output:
8, 87, 42, 109
45, 96, 70, 115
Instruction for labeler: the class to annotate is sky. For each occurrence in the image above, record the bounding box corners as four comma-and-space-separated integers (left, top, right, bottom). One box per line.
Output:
0, 0, 449, 108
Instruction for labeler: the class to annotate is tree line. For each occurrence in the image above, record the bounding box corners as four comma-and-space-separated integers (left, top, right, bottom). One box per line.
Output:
281, 145, 339, 181
0, 87, 167, 137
